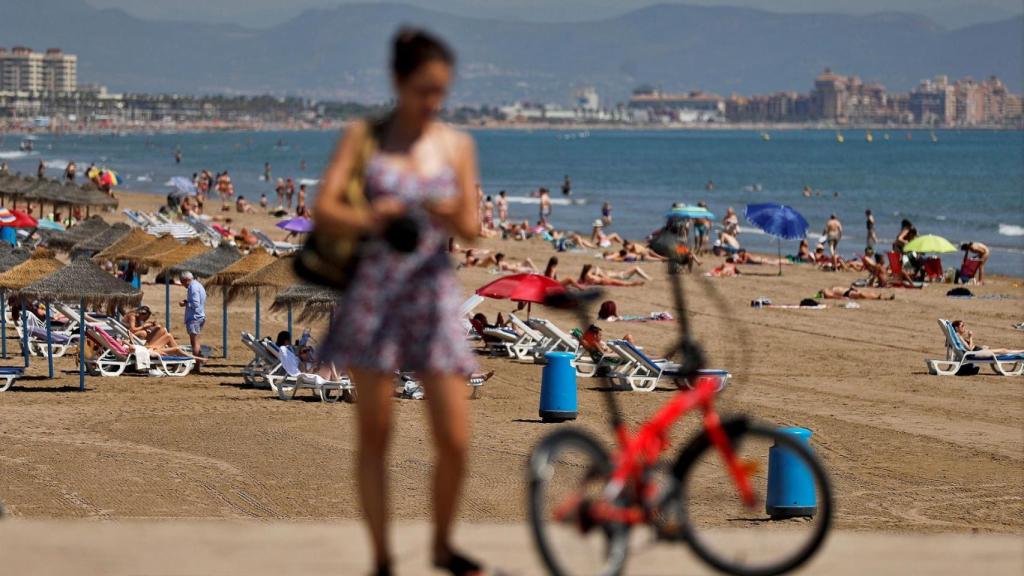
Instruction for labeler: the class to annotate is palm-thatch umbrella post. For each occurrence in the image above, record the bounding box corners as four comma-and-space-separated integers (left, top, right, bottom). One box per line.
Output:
20, 257, 142, 390
0, 249, 63, 366
228, 256, 298, 343
0, 245, 31, 359
45, 303, 54, 378
207, 249, 275, 354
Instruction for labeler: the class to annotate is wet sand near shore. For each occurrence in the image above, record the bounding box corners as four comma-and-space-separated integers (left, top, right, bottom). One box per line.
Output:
0, 190, 1021, 539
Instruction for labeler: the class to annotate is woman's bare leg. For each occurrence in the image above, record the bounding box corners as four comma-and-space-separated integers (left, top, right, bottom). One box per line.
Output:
420, 372, 473, 564
351, 369, 396, 570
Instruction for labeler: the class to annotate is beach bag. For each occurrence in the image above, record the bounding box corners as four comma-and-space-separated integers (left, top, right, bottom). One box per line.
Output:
294, 117, 386, 289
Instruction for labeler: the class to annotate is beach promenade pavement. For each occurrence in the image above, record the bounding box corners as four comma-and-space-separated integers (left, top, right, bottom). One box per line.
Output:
0, 519, 1020, 575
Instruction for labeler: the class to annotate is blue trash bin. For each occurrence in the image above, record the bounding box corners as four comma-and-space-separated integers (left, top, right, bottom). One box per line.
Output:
0, 227, 16, 246
539, 351, 577, 422
766, 427, 817, 519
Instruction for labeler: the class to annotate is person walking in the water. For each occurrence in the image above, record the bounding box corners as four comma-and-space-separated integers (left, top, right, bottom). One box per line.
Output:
823, 213, 843, 270
37, 160, 46, 179
865, 209, 877, 248
263, 162, 271, 182
175, 148, 182, 164
561, 175, 572, 196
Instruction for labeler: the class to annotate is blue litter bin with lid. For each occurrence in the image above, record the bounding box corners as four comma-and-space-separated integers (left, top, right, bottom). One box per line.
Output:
766, 427, 817, 519
539, 351, 577, 422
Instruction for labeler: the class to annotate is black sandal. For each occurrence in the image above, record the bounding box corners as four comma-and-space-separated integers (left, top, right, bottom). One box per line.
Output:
371, 562, 392, 576
433, 550, 483, 576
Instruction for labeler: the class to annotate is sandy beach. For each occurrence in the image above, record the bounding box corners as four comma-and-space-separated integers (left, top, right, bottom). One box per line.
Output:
0, 190, 1022, 572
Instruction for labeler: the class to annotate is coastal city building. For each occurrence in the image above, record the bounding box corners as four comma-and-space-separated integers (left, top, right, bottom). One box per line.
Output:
0, 47, 77, 94
626, 87, 726, 123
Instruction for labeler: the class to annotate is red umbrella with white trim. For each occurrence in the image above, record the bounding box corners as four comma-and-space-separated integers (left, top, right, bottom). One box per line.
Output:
475, 273, 566, 318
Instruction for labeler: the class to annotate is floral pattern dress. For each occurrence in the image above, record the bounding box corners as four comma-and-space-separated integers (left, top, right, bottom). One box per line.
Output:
320, 155, 477, 376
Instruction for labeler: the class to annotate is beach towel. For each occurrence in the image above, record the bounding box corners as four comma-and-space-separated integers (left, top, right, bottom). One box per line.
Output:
132, 345, 152, 370
606, 312, 674, 323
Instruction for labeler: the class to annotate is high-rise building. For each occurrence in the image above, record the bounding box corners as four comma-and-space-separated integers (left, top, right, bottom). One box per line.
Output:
42, 48, 77, 93
811, 68, 846, 120
0, 47, 76, 93
0, 46, 43, 92
909, 76, 956, 125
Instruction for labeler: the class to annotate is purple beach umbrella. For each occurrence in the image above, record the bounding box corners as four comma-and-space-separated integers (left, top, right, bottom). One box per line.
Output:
276, 217, 314, 234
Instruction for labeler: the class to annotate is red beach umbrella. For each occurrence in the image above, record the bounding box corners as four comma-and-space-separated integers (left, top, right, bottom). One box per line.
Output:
0, 208, 37, 228
475, 273, 566, 317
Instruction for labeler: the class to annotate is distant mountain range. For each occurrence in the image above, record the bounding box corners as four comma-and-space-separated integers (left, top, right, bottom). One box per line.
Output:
1, 0, 1021, 103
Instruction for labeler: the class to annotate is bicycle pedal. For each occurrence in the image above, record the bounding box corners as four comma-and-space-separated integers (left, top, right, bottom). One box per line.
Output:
656, 522, 685, 541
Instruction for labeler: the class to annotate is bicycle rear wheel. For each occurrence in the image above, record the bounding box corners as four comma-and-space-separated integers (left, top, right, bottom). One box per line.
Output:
670, 418, 833, 576
527, 428, 630, 576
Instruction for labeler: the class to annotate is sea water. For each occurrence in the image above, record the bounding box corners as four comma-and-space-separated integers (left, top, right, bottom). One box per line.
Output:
1, 129, 1021, 275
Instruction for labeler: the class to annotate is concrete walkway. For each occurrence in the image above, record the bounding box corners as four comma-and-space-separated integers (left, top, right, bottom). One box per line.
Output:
0, 519, 1020, 575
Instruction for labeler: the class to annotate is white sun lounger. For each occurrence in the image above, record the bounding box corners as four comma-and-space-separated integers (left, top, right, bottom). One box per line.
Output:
240, 332, 287, 389
527, 318, 580, 358
506, 314, 548, 360
16, 311, 77, 357
606, 339, 731, 392
927, 319, 1024, 376
253, 229, 300, 255
0, 366, 24, 392
274, 345, 352, 402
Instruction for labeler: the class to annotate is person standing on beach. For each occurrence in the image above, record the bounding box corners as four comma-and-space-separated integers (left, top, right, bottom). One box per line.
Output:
264, 162, 271, 182
285, 177, 295, 210
960, 241, 990, 284
63, 161, 77, 182
539, 187, 552, 225
723, 207, 739, 237
0, 161, 8, 176
482, 195, 494, 229
561, 174, 572, 196
865, 209, 877, 248
296, 184, 308, 217
178, 272, 206, 367
37, 160, 45, 179
823, 213, 843, 269
496, 190, 508, 223
313, 28, 483, 576
274, 178, 285, 208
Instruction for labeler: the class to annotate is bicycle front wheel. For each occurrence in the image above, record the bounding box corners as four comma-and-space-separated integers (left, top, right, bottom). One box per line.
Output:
527, 428, 630, 576
671, 418, 833, 576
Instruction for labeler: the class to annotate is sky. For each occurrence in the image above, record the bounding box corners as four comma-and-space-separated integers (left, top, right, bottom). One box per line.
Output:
87, 0, 1024, 28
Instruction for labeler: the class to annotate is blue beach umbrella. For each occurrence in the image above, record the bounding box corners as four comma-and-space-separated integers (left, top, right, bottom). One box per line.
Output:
35, 219, 66, 232
667, 205, 717, 220
744, 203, 809, 276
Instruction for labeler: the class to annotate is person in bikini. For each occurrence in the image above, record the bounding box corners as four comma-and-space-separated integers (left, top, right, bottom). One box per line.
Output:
818, 286, 894, 300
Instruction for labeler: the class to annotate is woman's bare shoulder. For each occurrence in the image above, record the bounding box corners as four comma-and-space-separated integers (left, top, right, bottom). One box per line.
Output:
435, 122, 475, 153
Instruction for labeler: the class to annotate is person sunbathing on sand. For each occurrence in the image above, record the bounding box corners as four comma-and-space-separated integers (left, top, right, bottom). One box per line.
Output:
729, 249, 787, 266
625, 240, 667, 261
818, 286, 894, 300
590, 220, 625, 248
572, 264, 646, 287
705, 262, 740, 277
951, 320, 1023, 355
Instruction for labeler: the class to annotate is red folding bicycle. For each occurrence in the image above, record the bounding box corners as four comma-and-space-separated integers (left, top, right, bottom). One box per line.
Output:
527, 256, 833, 576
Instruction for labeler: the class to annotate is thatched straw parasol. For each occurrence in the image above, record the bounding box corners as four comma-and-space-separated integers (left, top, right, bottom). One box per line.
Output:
228, 255, 297, 301
163, 243, 241, 280
207, 248, 275, 287
21, 256, 144, 390
1, 175, 43, 203
0, 248, 63, 291
0, 248, 64, 362
92, 228, 155, 262
45, 215, 111, 251
270, 282, 339, 328
141, 237, 210, 269
72, 222, 131, 255
118, 234, 183, 265
0, 245, 31, 273
297, 290, 339, 323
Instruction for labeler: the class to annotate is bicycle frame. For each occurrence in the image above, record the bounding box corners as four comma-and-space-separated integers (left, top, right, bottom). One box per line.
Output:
551, 260, 756, 529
